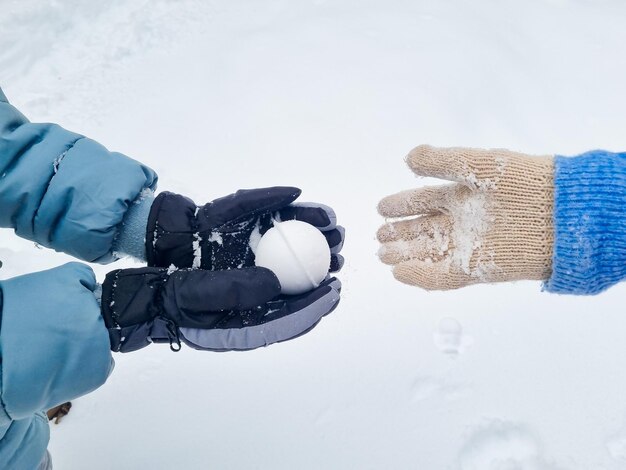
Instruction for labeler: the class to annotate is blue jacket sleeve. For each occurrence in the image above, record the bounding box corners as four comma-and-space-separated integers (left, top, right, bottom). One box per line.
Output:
0, 87, 158, 263
0, 412, 49, 470
0, 263, 113, 467
0, 263, 113, 417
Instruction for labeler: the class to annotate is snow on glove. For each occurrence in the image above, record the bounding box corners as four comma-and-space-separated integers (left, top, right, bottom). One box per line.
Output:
101, 266, 341, 352
377, 145, 554, 290
378, 145, 626, 294
146, 187, 345, 273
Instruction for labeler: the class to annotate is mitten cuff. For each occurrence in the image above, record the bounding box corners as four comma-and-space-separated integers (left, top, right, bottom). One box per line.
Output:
545, 150, 626, 294
101, 267, 172, 352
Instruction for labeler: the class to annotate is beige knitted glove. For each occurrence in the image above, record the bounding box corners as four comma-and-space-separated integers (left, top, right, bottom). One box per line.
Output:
377, 145, 555, 290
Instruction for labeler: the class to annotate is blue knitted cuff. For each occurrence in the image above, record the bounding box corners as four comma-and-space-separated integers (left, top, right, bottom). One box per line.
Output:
545, 150, 626, 294
112, 189, 154, 261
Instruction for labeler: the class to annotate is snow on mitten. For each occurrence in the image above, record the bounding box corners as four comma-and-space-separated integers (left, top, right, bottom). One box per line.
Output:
378, 145, 626, 294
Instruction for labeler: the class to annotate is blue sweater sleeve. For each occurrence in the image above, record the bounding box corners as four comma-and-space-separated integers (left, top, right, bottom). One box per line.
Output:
545, 150, 626, 294
0, 87, 158, 263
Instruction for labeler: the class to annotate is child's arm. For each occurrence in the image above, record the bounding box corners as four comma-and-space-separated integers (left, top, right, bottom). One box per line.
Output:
0, 88, 346, 275
0, 87, 345, 466
377, 145, 626, 295
0, 87, 157, 263
0, 262, 113, 468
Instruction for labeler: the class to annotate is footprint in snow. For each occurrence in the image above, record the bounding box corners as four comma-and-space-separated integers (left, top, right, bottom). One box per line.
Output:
433, 317, 473, 356
457, 421, 563, 470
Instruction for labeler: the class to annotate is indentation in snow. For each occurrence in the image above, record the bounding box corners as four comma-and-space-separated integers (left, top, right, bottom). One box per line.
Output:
433, 317, 473, 356
457, 421, 561, 470
410, 376, 469, 403
606, 420, 626, 462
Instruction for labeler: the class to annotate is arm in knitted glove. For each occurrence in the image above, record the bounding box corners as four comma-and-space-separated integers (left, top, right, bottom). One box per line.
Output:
377, 145, 626, 295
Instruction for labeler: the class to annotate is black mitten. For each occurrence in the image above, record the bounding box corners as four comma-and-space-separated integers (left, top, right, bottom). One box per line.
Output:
101, 266, 341, 352
146, 187, 345, 273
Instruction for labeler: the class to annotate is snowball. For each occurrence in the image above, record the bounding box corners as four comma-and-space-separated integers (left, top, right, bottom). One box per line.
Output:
254, 220, 330, 295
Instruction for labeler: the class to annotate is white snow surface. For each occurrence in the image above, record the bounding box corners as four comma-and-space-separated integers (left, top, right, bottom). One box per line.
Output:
2, 1, 626, 468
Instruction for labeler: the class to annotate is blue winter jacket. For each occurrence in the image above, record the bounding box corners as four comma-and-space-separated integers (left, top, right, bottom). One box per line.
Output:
0, 87, 158, 468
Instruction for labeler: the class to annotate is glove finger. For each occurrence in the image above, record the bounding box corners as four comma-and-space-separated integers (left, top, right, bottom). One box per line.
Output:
391, 258, 473, 290
378, 184, 468, 218
167, 267, 281, 316
379, 236, 451, 266
406, 145, 536, 186
263, 276, 341, 322
311, 275, 342, 294
179, 278, 342, 351
377, 214, 452, 243
330, 254, 344, 273
277, 203, 337, 231
324, 226, 345, 254
178, 281, 340, 351
378, 216, 452, 265
202, 187, 301, 228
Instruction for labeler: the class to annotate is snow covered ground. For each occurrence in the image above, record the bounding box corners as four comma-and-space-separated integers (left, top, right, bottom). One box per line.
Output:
3, 0, 626, 468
